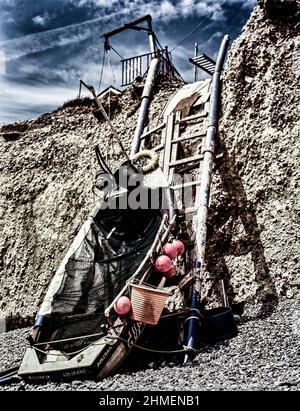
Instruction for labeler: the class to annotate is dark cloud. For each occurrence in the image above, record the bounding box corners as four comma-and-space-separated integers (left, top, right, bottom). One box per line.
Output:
0, 0, 256, 124
0, 0, 98, 39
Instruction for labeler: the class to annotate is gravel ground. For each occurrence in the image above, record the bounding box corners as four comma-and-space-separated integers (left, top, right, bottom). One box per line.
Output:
0, 299, 299, 391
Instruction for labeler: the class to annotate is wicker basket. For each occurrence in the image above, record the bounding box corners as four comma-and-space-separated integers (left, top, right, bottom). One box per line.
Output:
129, 284, 170, 325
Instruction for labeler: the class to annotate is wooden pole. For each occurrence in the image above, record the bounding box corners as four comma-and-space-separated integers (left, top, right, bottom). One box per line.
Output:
194, 42, 198, 82
80, 80, 130, 161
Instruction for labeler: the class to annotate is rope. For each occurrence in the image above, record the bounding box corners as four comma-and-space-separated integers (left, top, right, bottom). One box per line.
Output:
33, 333, 199, 358
107, 48, 117, 120
110, 45, 123, 59
32, 309, 202, 356
109, 335, 199, 354
97, 47, 106, 94
95, 145, 113, 174
152, 32, 164, 52
107, 49, 116, 86
33, 323, 124, 347
110, 45, 141, 79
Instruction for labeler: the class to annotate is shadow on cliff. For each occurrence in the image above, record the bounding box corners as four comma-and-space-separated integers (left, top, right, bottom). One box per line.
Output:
205, 132, 279, 319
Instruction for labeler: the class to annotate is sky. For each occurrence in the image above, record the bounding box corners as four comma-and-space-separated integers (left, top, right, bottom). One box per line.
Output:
0, 0, 256, 125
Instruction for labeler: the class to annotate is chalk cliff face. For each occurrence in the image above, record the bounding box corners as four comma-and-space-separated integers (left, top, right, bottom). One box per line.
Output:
0, 78, 181, 327
1, 0, 299, 326
203, 0, 300, 308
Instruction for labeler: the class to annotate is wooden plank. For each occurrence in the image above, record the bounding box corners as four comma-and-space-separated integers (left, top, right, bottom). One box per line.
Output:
172, 179, 201, 190
169, 154, 204, 168
204, 101, 210, 114
180, 206, 196, 215
140, 122, 165, 140
152, 143, 164, 152
140, 125, 148, 150
178, 271, 195, 290
162, 112, 175, 175
172, 131, 206, 144
168, 111, 181, 184
177, 112, 208, 124
159, 126, 167, 167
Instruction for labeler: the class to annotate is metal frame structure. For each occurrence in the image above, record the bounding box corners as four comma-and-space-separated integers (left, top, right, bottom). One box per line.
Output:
103, 15, 159, 157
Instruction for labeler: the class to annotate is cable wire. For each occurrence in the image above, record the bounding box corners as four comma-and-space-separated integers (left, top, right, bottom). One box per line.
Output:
110, 45, 141, 79
170, 0, 227, 52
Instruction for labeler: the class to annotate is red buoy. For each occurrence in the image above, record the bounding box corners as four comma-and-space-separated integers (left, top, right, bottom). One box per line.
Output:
164, 265, 176, 279
155, 255, 173, 273
173, 240, 185, 255
163, 242, 178, 259
114, 296, 132, 315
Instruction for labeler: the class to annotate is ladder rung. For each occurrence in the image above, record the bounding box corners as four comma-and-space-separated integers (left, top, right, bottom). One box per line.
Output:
172, 131, 206, 144
152, 143, 164, 152
169, 154, 203, 168
172, 179, 201, 190
191, 54, 216, 67
178, 112, 208, 124
140, 122, 165, 140
189, 56, 215, 76
197, 61, 214, 67
200, 61, 213, 67
194, 54, 215, 64
179, 206, 197, 215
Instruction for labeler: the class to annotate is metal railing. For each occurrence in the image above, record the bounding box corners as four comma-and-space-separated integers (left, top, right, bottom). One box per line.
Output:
121, 48, 174, 86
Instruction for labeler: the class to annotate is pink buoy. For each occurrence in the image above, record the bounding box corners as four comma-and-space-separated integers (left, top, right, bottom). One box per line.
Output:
164, 265, 176, 279
173, 240, 185, 255
163, 242, 178, 259
155, 255, 173, 273
114, 296, 132, 315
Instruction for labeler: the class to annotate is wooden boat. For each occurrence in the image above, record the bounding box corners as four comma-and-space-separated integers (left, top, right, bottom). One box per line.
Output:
14, 17, 230, 384
17, 78, 212, 382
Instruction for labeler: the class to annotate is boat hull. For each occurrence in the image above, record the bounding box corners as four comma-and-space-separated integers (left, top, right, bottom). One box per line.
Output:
19, 321, 144, 382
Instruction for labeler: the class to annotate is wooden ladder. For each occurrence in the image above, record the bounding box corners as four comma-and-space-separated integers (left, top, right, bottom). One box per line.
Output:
140, 81, 211, 218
